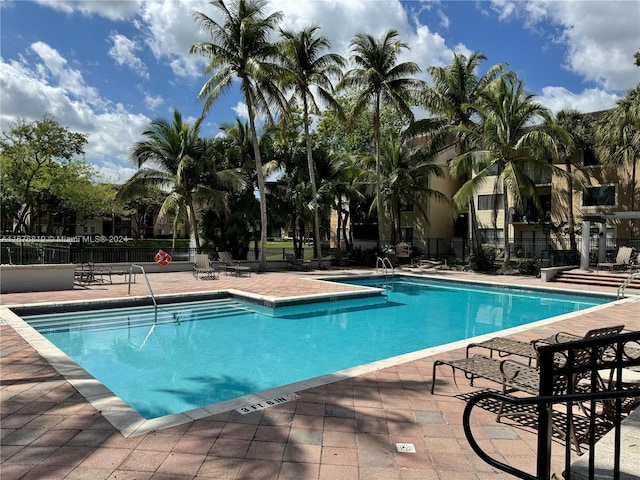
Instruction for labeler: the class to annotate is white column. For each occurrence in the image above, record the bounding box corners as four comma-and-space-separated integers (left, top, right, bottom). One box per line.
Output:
580, 221, 591, 270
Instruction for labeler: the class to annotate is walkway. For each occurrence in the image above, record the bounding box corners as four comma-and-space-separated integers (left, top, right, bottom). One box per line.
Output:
1, 267, 639, 479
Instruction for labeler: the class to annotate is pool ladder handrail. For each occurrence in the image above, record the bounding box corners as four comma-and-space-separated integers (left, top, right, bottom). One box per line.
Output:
376, 256, 394, 277
128, 264, 157, 307
617, 271, 640, 299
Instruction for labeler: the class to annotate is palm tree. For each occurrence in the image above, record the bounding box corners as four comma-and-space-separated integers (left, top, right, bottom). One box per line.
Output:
279, 25, 345, 266
120, 109, 206, 249
338, 30, 422, 246
451, 77, 566, 269
595, 84, 640, 236
374, 135, 447, 244
314, 148, 364, 251
408, 51, 509, 257
191, 0, 287, 271
552, 109, 591, 256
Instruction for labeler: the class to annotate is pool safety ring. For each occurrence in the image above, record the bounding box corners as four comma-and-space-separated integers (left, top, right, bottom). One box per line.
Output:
155, 250, 171, 266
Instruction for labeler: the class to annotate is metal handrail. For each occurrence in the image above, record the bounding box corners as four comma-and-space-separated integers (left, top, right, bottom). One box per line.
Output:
376, 256, 394, 277
128, 264, 156, 307
617, 271, 640, 298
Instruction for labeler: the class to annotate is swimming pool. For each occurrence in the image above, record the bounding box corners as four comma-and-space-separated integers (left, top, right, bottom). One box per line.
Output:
19, 276, 611, 423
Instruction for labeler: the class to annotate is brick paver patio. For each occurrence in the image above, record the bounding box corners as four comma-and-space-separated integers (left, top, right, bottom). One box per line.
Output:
1, 267, 638, 479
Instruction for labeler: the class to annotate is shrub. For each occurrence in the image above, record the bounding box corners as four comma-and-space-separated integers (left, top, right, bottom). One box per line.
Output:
515, 258, 540, 276
469, 247, 496, 272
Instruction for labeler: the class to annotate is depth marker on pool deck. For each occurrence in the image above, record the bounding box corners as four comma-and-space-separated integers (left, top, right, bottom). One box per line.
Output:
236, 393, 300, 414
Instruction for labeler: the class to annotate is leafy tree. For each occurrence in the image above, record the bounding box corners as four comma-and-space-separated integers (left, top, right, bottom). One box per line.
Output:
451, 77, 566, 269
0, 116, 88, 233
279, 25, 345, 265
338, 30, 422, 246
409, 52, 509, 258
595, 84, 640, 230
122, 186, 166, 239
191, 0, 287, 271
120, 109, 207, 249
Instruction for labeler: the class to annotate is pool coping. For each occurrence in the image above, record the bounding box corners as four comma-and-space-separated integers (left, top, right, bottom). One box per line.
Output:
1, 275, 632, 438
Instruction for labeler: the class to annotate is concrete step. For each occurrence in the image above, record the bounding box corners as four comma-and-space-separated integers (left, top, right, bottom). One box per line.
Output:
552, 269, 640, 289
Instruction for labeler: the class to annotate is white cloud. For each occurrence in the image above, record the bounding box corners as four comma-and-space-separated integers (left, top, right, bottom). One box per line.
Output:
35, 0, 141, 21
0, 43, 150, 184
231, 102, 249, 121
144, 93, 164, 110
108, 32, 149, 79
490, 0, 640, 91
538, 86, 621, 114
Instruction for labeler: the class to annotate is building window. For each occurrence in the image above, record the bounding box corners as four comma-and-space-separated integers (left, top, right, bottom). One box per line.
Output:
582, 148, 599, 167
484, 164, 503, 176
583, 185, 616, 207
399, 227, 413, 243
399, 203, 414, 212
477, 194, 504, 211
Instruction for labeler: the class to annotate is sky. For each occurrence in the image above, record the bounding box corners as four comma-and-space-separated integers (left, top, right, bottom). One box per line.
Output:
1, 0, 639, 184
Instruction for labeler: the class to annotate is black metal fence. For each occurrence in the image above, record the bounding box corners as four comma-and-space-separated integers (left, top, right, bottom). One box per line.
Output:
2, 237, 637, 267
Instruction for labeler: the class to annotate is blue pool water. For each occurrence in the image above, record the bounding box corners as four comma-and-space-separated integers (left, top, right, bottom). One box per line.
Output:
24, 277, 609, 419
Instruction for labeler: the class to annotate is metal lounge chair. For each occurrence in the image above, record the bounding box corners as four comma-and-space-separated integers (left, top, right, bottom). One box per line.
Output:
431, 351, 596, 454
466, 337, 538, 365
218, 251, 251, 277
534, 324, 625, 346
467, 325, 626, 366
597, 246, 634, 271
193, 253, 218, 280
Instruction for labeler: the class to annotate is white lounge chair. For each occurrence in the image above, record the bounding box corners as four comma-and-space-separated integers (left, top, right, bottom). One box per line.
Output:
597, 246, 634, 271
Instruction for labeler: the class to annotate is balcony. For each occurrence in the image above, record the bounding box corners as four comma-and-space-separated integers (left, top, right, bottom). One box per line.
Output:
510, 209, 551, 224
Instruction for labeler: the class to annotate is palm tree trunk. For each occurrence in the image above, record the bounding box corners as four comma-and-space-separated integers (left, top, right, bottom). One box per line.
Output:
247, 102, 268, 272
374, 95, 383, 247
303, 98, 322, 267
566, 160, 577, 255
469, 200, 483, 256
631, 159, 637, 239
502, 185, 511, 268
187, 199, 201, 251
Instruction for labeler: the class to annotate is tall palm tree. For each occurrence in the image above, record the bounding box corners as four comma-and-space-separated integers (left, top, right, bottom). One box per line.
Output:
338, 30, 422, 246
279, 25, 345, 266
595, 84, 640, 236
451, 77, 565, 269
552, 109, 591, 256
408, 51, 509, 257
191, 0, 287, 271
120, 109, 205, 249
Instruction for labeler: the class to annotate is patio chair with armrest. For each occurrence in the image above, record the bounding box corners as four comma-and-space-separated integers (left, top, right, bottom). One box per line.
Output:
218, 251, 251, 277
193, 253, 218, 280
597, 246, 634, 271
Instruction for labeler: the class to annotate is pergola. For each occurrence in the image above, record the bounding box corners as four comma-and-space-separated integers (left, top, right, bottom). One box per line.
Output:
580, 212, 640, 270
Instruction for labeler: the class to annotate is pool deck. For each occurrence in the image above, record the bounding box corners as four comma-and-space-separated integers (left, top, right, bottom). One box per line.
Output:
1, 267, 639, 480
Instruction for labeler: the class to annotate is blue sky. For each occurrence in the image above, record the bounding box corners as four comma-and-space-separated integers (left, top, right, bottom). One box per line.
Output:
1, 0, 639, 184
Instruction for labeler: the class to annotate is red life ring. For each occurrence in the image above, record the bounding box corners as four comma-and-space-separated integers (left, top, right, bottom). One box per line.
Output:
155, 250, 171, 266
